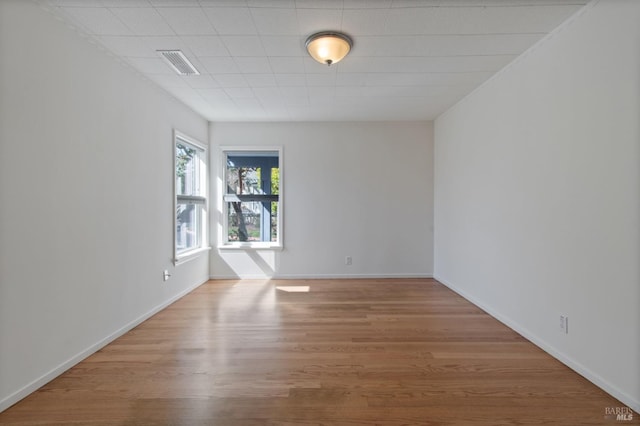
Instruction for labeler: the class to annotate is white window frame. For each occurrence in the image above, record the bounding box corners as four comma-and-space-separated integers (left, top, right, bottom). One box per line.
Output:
218, 146, 283, 250
174, 130, 209, 264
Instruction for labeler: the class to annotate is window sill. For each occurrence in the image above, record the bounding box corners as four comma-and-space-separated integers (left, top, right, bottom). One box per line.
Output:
174, 246, 212, 265
218, 243, 283, 251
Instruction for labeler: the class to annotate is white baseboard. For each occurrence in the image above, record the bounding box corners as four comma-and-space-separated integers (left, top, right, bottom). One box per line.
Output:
0, 278, 209, 414
209, 273, 433, 280
434, 274, 640, 414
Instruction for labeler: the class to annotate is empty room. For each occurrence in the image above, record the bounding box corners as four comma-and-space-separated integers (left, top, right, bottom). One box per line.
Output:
0, 0, 638, 424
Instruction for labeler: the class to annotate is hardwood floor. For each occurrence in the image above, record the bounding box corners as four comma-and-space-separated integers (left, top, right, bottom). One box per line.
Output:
0, 278, 636, 425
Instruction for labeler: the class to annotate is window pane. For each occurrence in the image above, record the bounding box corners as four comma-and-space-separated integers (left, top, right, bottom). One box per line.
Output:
176, 203, 200, 253
226, 201, 279, 242
176, 142, 199, 196
271, 167, 279, 195
271, 201, 278, 242
227, 202, 260, 242
226, 166, 262, 195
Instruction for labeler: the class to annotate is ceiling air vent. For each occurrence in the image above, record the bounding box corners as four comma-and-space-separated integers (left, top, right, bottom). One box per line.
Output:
157, 50, 200, 76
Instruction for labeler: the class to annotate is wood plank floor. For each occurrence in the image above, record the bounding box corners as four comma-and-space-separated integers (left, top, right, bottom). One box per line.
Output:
0, 278, 636, 425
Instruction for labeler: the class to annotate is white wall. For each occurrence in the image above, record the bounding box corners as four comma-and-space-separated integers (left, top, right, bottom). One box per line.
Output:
0, 1, 209, 411
434, 0, 639, 412
210, 122, 434, 279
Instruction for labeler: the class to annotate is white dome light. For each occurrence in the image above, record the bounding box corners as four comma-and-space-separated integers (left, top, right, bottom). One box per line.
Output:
305, 32, 353, 66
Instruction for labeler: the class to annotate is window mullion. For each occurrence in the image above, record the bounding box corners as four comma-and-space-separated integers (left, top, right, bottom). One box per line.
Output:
177, 194, 206, 204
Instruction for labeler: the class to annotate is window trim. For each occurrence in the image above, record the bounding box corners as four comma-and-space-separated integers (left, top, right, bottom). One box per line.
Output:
174, 130, 209, 264
218, 146, 283, 250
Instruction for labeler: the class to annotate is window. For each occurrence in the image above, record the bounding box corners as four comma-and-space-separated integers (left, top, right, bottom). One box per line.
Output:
175, 131, 207, 260
221, 148, 282, 248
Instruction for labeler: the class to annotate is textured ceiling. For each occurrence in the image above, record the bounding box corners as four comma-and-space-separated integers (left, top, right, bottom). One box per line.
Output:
38, 0, 589, 122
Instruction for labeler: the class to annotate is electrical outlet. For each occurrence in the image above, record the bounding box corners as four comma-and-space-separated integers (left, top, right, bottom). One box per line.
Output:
560, 315, 569, 334
163, 270, 171, 281
345, 256, 352, 266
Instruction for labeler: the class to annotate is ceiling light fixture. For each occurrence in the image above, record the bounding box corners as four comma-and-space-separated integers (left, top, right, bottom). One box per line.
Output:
305, 31, 353, 66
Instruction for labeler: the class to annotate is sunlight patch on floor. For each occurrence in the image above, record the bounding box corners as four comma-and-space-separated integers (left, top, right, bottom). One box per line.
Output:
276, 286, 310, 293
